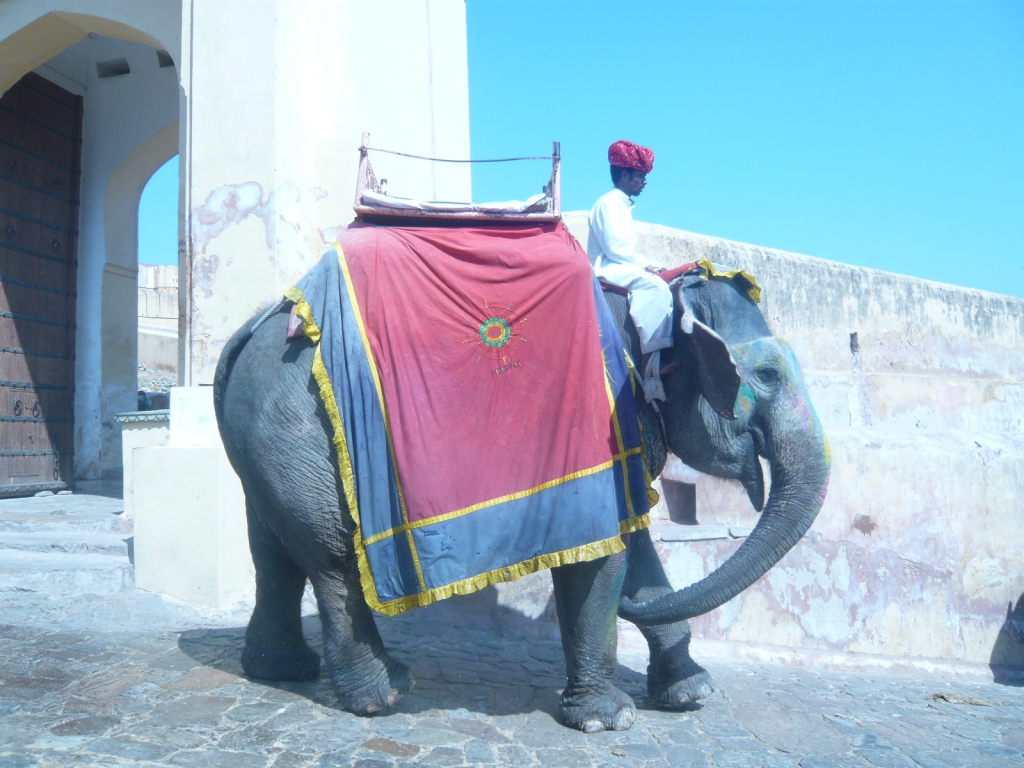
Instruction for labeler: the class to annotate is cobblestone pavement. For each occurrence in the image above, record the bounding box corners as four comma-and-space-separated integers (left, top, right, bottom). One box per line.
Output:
3, 603, 1023, 768
1, 494, 1023, 767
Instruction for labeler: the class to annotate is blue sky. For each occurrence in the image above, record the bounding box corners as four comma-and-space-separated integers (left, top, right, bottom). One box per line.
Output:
137, 155, 177, 267
139, 1, 1023, 297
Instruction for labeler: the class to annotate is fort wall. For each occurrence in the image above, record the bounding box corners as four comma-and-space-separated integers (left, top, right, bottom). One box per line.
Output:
548, 212, 1024, 676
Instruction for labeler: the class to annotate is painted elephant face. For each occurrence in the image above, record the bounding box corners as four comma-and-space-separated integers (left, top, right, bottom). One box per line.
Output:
621, 275, 831, 626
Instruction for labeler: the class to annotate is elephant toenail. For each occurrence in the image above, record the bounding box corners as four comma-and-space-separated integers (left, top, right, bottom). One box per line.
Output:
612, 707, 636, 731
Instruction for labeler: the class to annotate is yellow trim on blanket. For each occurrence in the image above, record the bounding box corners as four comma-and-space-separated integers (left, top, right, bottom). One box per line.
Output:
333, 242, 427, 594
695, 258, 762, 303
310, 343, 386, 611
294, 300, 320, 344
362, 447, 643, 547
620, 513, 652, 536
283, 281, 387, 611
603, 351, 636, 520
372, 527, 636, 616
622, 352, 660, 507
283, 287, 321, 345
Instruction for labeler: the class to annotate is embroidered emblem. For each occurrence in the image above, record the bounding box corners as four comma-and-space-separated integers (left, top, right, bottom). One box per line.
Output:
463, 301, 527, 375
479, 317, 511, 348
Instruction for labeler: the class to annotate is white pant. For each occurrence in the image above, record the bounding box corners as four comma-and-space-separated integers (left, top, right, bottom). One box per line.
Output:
597, 263, 673, 354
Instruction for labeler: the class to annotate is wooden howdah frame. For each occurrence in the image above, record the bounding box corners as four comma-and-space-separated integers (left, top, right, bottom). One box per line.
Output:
353, 132, 561, 224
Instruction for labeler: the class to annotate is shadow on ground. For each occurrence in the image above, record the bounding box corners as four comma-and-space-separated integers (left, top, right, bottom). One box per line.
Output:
178, 584, 670, 721
991, 593, 1024, 686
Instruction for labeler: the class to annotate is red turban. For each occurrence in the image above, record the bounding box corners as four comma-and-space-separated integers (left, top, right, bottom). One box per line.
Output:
608, 140, 654, 173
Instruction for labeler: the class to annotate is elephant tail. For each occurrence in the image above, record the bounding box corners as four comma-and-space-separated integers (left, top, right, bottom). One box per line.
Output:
213, 300, 286, 434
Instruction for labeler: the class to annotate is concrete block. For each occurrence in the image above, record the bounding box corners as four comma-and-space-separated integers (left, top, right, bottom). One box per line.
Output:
133, 445, 253, 609
170, 386, 220, 448
116, 412, 169, 520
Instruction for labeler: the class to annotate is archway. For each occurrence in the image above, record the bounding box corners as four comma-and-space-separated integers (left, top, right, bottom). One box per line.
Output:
0, 9, 175, 98
103, 126, 179, 442
136, 155, 180, 399
0, 6, 182, 492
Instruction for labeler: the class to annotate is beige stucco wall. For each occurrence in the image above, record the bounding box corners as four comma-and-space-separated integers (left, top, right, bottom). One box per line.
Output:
1, 0, 471, 478
181, 0, 472, 384
561, 211, 1024, 674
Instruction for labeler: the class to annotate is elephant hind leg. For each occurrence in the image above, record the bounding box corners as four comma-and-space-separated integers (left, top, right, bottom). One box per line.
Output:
241, 500, 321, 682
552, 551, 636, 733
309, 566, 410, 715
622, 529, 714, 706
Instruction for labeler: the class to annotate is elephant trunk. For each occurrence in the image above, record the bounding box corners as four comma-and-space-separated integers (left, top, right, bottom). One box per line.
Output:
619, 398, 830, 627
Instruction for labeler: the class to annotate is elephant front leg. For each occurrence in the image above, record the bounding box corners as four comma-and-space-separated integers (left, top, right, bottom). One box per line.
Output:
622, 529, 715, 706
551, 551, 636, 733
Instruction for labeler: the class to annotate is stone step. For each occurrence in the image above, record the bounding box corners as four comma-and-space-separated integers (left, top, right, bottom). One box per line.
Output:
0, 548, 135, 594
0, 531, 131, 557
0, 515, 127, 534
650, 522, 753, 542
0, 497, 129, 535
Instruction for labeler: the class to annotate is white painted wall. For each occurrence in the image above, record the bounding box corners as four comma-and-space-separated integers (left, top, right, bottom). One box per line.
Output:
37, 36, 179, 480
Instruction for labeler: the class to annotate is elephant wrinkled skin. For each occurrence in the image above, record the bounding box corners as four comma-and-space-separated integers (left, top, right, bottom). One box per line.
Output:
213, 269, 829, 732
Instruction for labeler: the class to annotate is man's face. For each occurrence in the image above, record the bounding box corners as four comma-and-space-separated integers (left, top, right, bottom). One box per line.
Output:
618, 169, 648, 197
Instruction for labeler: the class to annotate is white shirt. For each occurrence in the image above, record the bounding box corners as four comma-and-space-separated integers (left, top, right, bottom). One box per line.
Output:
587, 188, 653, 281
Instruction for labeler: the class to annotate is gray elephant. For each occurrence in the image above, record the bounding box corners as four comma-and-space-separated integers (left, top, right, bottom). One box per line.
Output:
213, 263, 830, 733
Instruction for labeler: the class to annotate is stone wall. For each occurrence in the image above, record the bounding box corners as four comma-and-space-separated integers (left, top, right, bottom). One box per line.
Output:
556, 212, 1024, 676
138, 264, 178, 374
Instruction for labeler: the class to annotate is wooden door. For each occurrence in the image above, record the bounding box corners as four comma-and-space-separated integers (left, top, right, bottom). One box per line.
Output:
0, 72, 81, 495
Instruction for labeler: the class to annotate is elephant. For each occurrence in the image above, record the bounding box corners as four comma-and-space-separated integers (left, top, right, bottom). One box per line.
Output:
213, 259, 830, 733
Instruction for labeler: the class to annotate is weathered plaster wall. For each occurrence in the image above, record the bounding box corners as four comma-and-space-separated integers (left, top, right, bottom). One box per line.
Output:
181, 0, 472, 384
559, 211, 1024, 674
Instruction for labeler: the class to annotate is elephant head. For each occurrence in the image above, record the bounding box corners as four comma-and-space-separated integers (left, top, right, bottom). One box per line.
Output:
617, 270, 831, 626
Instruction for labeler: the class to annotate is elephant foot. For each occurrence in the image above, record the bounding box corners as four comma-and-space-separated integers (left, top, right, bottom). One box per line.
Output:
560, 684, 636, 733
335, 656, 412, 716
241, 642, 321, 682
647, 654, 715, 707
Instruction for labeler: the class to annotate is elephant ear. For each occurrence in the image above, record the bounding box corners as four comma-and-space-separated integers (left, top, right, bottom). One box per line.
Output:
675, 281, 740, 420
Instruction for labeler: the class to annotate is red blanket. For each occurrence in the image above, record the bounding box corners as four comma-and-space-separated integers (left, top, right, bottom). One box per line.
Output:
341, 223, 617, 522
286, 222, 650, 614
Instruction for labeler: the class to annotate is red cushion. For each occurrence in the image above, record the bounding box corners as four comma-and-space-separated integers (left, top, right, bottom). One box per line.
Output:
658, 262, 699, 282
599, 262, 698, 296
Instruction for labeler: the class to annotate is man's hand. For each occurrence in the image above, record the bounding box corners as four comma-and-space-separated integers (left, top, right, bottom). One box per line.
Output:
645, 265, 667, 274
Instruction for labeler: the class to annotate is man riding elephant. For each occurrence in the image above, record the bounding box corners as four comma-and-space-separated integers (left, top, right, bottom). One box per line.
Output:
588, 140, 671, 403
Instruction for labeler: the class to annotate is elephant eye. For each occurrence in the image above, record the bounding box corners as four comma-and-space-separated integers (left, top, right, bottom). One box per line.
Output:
754, 364, 782, 388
